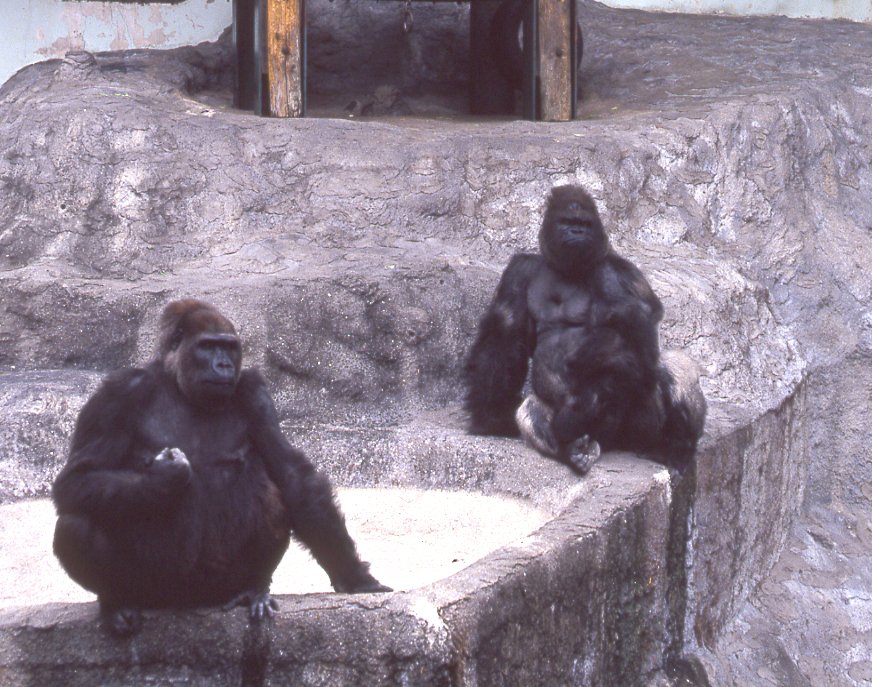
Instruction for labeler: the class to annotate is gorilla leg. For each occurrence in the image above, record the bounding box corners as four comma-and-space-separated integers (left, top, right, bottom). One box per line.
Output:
54, 514, 116, 595
54, 514, 144, 636
516, 394, 559, 456
659, 350, 707, 468
661, 351, 706, 433
602, 351, 705, 468
516, 394, 601, 475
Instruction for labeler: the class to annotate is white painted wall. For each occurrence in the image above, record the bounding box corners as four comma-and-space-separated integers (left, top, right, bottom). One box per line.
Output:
1, 0, 870, 87
605, 0, 872, 21
1, 0, 232, 86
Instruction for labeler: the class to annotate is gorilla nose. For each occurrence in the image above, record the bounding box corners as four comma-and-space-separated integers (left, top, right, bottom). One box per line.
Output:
213, 356, 235, 377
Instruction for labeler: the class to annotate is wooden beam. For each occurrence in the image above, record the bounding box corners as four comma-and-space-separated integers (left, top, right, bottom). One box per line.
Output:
264, 0, 305, 117
537, 0, 576, 121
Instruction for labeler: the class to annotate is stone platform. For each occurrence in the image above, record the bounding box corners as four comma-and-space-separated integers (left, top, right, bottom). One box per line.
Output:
0, 1, 870, 685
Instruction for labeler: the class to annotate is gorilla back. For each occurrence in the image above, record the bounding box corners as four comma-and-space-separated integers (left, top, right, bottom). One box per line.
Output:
52, 299, 389, 637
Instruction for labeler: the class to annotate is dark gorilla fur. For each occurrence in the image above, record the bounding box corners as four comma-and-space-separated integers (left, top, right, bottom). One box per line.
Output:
52, 299, 389, 637
464, 186, 706, 474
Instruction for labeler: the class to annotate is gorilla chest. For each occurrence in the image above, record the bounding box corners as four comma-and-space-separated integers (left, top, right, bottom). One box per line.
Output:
528, 269, 591, 328
139, 405, 256, 477
136, 405, 281, 547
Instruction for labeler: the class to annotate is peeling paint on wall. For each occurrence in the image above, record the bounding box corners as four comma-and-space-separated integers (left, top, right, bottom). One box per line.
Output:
1, 0, 232, 86
1, 0, 870, 87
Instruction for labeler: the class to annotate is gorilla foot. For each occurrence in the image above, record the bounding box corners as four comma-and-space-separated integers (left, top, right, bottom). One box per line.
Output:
563, 435, 601, 475
516, 395, 560, 457
100, 602, 143, 637
223, 589, 279, 622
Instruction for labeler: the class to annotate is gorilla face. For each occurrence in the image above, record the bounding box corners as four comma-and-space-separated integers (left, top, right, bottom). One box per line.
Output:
181, 332, 242, 405
539, 185, 610, 278
158, 299, 242, 408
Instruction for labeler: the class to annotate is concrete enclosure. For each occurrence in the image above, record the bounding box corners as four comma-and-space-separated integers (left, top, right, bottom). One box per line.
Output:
0, 1, 870, 685
3, 0, 870, 87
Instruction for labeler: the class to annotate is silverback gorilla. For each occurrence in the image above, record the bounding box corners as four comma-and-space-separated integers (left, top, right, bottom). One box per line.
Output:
52, 299, 389, 637
464, 185, 706, 474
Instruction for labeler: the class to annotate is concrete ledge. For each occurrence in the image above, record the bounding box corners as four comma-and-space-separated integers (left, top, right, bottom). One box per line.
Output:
1, 454, 675, 686
0, 374, 848, 686
689, 387, 807, 650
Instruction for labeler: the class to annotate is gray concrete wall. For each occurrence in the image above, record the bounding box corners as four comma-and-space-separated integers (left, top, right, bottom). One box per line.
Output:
2, 0, 870, 87
606, 0, 872, 21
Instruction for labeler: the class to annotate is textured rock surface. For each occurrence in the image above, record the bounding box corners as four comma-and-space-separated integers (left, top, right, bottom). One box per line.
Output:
0, 1, 870, 685
702, 358, 872, 687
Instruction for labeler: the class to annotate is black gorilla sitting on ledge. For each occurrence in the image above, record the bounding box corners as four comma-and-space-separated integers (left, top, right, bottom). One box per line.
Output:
464, 185, 706, 474
52, 299, 389, 637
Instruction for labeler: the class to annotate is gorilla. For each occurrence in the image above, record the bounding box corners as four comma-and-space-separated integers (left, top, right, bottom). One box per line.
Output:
52, 299, 389, 637
464, 185, 706, 474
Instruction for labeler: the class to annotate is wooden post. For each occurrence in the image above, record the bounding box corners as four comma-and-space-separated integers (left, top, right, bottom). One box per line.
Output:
263, 0, 306, 117
537, 0, 576, 121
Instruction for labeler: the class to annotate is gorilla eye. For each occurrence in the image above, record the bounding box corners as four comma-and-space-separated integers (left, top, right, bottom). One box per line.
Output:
198, 340, 223, 355
197, 337, 241, 356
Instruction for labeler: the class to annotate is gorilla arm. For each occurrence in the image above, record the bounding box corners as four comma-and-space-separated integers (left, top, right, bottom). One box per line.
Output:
236, 371, 390, 594
52, 366, 192, 521
593, 255, 664, 372
464, 254, 540, 436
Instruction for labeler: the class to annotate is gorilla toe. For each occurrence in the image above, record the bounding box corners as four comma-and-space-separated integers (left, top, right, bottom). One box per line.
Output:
101, 604, 143, 638
564, 435, 601, 475
223, 589, 279, 621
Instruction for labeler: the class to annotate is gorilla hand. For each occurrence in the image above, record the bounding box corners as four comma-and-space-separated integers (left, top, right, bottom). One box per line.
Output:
148, 447, 192, 490
561, 435, 601, 475
331, 565, 393, 594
